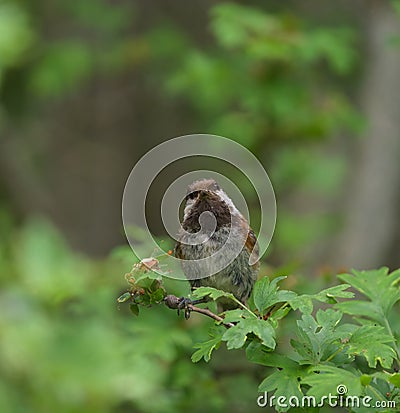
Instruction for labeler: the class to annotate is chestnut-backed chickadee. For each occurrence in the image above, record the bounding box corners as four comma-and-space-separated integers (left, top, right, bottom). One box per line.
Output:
175, 179, 259, 312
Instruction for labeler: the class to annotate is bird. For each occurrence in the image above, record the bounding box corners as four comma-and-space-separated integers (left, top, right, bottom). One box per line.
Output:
175, 178, 259, 313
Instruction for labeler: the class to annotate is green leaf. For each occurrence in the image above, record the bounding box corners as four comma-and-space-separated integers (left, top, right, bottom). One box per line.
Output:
338, 268, 400, 316
211, 4, 278, 50
289, 284, 353, 314
150, 288, 165, 303
222, 318, 276, 350
134, 271, 163, 283
222, 324, 248, 349
191, 328, 224, 363
259, 368, 305, 407
269, 304, 291, 322
389, 373, 400, 388
360, 374, 372, 386
291, 309, 343, 365
246, 341, 299, 369
345, 325, 396, 369
129, 303, 139, 316
117, 292, 131, 303
303, 365, 363, 400
336, 300, 384, 323
288, 294, 314, 314
251, 276, 296, 316
192, 286, 236, 302
222, 309, 246, 324
363, 384, 393, 411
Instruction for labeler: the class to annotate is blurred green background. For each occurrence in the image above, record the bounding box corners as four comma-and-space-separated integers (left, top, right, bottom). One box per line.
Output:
1, 1, 400, 412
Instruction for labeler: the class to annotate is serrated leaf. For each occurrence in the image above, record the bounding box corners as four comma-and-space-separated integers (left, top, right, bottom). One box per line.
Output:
288, 295, 314, 314
338, 268, 400, 316
150, 288, 165, 303
134, 271, 163, 283
222, 324, 248, 349
222, 309, 245, 323
291, 309, 343, 365
345, 325, 396, 369
389, 373, 400, 388
252, 276, 272, 314
303, 365, 363, 400
316, 307, 343, 328
288, 284, 353, 314
269, 304, 291, 322
336, 300, 384, 323
246, 341, 299, 369
192, 286, 236, 302
314, 285, 354, 303
222, 318, 276, 350
191, 328, 224, 363
251, 276, 296, 316
258, 368, 305, 406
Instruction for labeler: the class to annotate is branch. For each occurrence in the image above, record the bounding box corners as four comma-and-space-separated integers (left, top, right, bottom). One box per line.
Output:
164, 294, 234, 328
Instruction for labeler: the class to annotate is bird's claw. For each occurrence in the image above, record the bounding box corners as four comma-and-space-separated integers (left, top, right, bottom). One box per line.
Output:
177, 297, 192, 320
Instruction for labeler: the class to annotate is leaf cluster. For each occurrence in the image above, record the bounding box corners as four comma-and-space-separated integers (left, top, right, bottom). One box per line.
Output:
126, 267, 400, 412
193, 268, 400, 412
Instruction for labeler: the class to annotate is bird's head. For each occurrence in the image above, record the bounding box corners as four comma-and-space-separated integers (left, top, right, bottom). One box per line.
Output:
182, 179, 242, 231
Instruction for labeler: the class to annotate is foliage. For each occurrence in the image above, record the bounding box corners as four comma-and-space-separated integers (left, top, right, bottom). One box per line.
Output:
0, 1, 35, 88
150, 3, 361, 144
145, 2, 364, 265
124, 266, 400, 412
0, 0, 364, 266
0, 0, 140, 106
1, 1, 398, 413
0, 220, 221, 413
0, 218, 265, 413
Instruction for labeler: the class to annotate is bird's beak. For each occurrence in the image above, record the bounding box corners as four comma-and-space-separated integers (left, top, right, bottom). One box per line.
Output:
198, 190, 208, 200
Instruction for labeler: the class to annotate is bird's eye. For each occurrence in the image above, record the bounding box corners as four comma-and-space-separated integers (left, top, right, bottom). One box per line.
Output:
187, 191, 198, 200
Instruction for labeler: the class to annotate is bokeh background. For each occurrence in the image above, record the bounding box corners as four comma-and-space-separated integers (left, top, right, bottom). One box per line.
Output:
1, 1, 400, 412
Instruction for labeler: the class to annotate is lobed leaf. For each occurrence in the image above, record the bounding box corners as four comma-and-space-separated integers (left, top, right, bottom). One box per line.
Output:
192, 286, 236, 302
338, 268, 400, 316
246, 341, 299, 369
288, 284, 353, 314
191, 328, 224, 363
251, 275, 296, 316
345, 325, 396, 369
291, 309, 344, 365
258, 368, 305, 408
303, 365, 363, 400
222, 318, 276, 350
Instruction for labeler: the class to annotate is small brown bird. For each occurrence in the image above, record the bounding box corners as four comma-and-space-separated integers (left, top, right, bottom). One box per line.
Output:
175, 179, 259, 312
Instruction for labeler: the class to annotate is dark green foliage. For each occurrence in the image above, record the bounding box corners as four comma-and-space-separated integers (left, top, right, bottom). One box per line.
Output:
126, 266, 400, 412
2, 1, 400, 412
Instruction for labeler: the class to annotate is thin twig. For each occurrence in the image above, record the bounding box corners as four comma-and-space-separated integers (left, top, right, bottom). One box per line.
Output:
164, 294, 234, 328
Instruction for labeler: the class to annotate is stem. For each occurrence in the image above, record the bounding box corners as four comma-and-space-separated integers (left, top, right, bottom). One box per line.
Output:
325, 346, 345, 363
164, 294, 234, 327
232, 297, 258, 318
383, 316, 400, 363
189, 304, 234, 327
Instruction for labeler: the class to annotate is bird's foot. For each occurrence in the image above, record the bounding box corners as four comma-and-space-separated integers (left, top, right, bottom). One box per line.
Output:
177, 297, 193, 320
163, 295, 211, 320
177, 296, 210, 319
